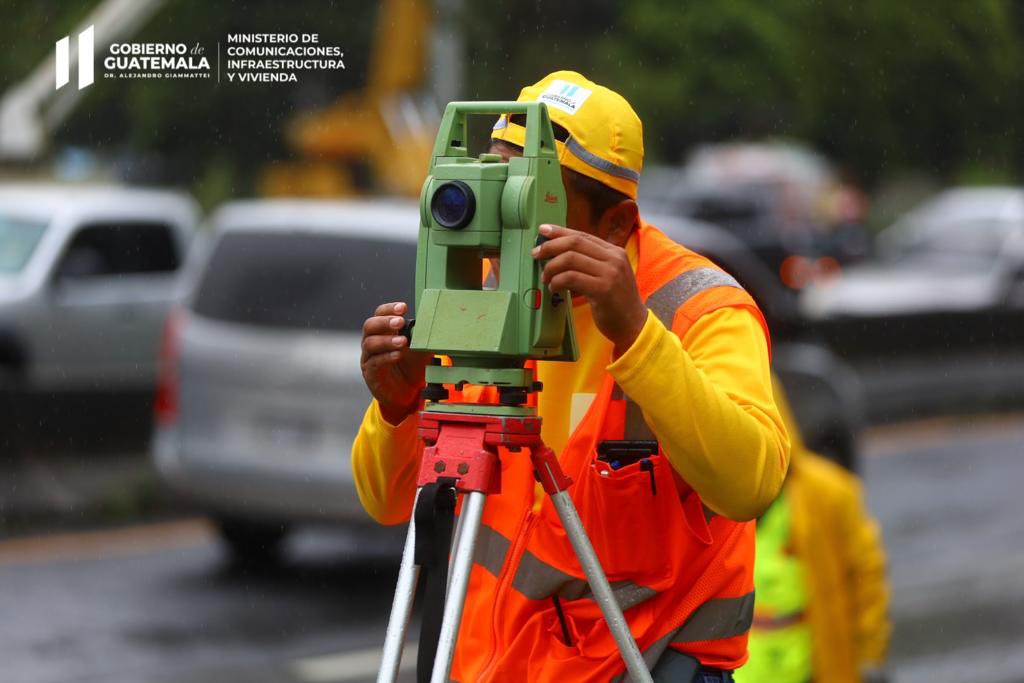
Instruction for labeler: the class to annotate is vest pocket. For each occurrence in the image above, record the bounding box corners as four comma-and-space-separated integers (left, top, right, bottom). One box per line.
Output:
544, 604, 584, 659
574, 451, 688, 581
542, 598, 624, 661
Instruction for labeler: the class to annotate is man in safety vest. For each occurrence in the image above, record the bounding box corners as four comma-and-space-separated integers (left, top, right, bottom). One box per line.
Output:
353, 70, 791, 682
735, 379, 890, 683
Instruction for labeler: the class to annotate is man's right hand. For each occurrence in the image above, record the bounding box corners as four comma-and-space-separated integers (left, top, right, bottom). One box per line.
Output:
360, 302, 430, 426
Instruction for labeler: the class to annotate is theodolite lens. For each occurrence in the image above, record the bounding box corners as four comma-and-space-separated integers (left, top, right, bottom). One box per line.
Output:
431, 181, 476, 230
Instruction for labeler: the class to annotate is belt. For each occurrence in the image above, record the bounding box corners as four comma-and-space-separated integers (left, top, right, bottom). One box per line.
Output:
694, 671, 734, 683
651, 649, 734, 682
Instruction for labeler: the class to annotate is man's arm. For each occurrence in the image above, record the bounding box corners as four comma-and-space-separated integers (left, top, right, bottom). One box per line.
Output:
608, 307, 790, 521
532, 223, 789, 521
351, 400, 422, 525
351, 301, 430, 524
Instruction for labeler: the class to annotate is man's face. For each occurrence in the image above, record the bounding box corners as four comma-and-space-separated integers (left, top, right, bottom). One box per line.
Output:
488, 139, 597, 238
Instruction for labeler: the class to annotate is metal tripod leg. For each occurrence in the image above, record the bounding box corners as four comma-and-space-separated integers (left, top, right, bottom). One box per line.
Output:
377, 488, 422, 683
446, 504, 467, 596
549, 489, 653, 683
430, 490, 486, 683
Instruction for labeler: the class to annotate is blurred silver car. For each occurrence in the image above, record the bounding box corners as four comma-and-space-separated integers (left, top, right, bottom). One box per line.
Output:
152, 199, 417, 560
801, 187, 1024, 421
0, 183, 198, 441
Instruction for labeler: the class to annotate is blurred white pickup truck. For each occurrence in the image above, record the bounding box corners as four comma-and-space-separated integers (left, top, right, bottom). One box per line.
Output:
0, 183, 199, 442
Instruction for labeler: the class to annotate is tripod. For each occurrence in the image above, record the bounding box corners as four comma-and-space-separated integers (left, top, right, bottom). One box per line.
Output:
376, 408, 654, 683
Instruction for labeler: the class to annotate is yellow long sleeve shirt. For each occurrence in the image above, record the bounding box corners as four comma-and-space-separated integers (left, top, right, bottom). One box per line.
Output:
352, 236, 789, 525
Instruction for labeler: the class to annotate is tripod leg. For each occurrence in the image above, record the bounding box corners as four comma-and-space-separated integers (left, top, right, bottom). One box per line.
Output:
377, 489, 422, 683
550, 489, 654, 683
446, 505, 467, 597
429, 490, 486, 683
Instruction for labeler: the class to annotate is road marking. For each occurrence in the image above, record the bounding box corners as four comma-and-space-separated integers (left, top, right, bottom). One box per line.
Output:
292, 643, 417, 682
0, 518, 214, 567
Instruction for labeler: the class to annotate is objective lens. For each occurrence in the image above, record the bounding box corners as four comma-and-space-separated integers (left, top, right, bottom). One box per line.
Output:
431, 181, 475, 230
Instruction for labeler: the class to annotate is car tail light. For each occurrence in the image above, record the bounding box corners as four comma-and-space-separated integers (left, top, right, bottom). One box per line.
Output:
154, 308, 185, 427
779, 255, 812, 289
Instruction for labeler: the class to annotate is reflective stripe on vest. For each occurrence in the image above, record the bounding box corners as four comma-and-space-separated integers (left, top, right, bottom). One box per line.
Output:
646, 267, 742, 328
672, 591, 756, 643
473, 522, 511, 577
614, 266, 742, 441
609, 591, 756, 682
473, 524, 658, 611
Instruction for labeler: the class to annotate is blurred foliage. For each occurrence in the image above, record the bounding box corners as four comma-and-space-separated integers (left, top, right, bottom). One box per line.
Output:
1, 0, 1023, 203
466, 0, 1024, 185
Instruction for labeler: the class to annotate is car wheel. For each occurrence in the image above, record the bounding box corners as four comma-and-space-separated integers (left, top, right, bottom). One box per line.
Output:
216, 518, 289, 567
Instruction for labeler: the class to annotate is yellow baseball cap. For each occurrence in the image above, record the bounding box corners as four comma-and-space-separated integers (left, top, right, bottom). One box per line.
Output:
490, 70, 644, 199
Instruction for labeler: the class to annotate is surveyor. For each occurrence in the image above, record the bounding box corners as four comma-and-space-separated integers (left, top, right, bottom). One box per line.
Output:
353, 70, 790, 682
734, 379, 890, 683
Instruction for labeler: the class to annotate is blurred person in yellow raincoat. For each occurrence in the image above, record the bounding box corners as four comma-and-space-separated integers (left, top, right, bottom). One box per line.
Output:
735, 379, 890, 683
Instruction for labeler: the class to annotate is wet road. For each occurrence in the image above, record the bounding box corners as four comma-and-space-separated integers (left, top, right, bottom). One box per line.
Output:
2, 415, 1024, 683
862, 415, 1024, 683
0, 524, 412, 683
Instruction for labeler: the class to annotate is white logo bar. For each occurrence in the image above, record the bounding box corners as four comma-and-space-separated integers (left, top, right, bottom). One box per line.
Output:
55, 36, 70, 89
55, 25, 95, 90
78, 25, 94, 89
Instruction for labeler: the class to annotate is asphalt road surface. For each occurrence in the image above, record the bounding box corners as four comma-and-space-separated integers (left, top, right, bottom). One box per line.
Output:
2, 415, 1024, 683
862, 415, 1024, 683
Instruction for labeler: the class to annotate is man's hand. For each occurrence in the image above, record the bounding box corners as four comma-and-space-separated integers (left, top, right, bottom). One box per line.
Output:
532, 224, 648, 354
360, 302, 430, 425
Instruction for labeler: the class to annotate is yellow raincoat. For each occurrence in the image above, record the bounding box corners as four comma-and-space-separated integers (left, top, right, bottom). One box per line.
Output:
773, 380, 891, 682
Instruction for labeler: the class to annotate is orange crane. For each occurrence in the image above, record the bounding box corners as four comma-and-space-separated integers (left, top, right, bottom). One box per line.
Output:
261, 0, 439, 198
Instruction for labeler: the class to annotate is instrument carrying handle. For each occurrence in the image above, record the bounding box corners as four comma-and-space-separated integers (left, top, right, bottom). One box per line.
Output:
433, 101, 558, 159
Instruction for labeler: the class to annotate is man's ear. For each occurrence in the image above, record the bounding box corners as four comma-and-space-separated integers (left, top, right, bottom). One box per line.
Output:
601, 200, 640, 248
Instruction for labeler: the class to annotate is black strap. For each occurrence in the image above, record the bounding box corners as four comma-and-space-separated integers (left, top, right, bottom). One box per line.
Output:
414, 479, 457, 683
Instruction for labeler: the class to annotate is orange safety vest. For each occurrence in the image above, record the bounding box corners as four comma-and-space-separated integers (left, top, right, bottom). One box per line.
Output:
448, 221, 769, 681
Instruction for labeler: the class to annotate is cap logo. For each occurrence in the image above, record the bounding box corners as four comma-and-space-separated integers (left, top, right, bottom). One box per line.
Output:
537, 79, 592, 115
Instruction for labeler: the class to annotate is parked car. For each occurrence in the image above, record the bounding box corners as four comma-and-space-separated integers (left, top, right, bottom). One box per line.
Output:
0, 183, 199, 443
801, 187, 1024, 422
153, 199, 861, 563
669, 184, 858, 281
643, 143, 870, 292
151, 199, 417, 561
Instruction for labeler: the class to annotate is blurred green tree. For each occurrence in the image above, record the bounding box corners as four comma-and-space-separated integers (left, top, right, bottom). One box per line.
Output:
465, 0, 1024, 185
1, 0, 1021, 200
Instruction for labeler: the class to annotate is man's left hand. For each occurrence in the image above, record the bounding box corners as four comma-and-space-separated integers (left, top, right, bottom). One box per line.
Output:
532, 224, 648, 355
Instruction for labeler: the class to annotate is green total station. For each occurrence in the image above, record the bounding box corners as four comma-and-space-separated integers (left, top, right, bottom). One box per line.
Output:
410, 101, 579, 413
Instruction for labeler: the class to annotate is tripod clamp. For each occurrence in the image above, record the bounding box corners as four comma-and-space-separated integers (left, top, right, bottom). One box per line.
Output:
417, 411, 570, 494
417, 411, 537, 493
